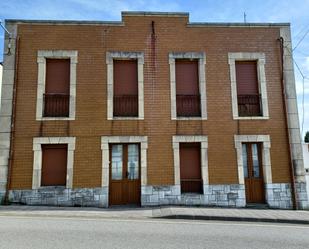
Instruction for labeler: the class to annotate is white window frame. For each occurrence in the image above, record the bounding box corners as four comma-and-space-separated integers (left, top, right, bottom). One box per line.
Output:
106, 52, 144, 120
169, 52, 207, 120
32, 137, 76, 189
101, 136, 148, 206
228, 52, 269, 120
36, 50, 78, 121
172, 135, 208, 194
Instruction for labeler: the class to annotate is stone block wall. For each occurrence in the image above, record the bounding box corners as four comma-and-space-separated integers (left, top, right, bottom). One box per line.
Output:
265, 183, 293, 209
8, 187, 108, 207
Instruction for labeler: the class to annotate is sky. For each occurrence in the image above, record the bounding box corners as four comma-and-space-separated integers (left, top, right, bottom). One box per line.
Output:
0, 0, 309, 139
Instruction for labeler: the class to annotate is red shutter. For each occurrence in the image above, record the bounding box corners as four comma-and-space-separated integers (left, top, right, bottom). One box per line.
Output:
46, 59, 70, 94
113, 60, 138, 95
176, 60, 199, 95
44, 59, 70, 117
176, 60, 201, 117
235, 61, 259, 95
236, 61, 261, 116
180, 143, 202, 193
113, 60, 138, 116
41, 144, 68, 186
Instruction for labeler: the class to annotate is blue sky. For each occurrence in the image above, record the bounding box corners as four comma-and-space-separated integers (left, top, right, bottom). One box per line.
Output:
1, 0, 309, 138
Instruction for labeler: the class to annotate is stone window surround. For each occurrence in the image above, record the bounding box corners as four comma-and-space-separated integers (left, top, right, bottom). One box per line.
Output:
234, 135, 272, 186
101, 136, 148, 205
169, 52, 207, 120
36, 50, 78, 121
172, 136, 209, 193
106, 52, 144, 120
228, 52, 269, 120
32, 137, 76, 189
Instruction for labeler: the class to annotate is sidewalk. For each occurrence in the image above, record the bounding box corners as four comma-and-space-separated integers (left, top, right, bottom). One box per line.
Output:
0, 205, 309, 225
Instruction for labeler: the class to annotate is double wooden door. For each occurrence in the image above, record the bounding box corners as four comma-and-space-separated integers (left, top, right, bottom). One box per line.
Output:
109, 144, 141, 206
242, 143, 265, 203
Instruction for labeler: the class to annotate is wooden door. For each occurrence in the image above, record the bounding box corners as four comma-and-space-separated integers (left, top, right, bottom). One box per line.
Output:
109, 144, 140, 206
242, 143, 265, 203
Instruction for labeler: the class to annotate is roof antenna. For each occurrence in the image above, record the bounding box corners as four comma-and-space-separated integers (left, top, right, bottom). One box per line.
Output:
243, 12, 247, 23
0, 20, 12, 55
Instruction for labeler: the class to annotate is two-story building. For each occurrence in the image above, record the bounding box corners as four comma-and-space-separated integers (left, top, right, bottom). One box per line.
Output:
0, 12, 308, 209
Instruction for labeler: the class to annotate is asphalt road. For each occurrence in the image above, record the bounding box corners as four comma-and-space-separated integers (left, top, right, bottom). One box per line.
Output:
0, 215, 308, 249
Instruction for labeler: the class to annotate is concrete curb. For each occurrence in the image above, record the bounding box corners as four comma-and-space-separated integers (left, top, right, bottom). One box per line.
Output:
157, 214, 309, 225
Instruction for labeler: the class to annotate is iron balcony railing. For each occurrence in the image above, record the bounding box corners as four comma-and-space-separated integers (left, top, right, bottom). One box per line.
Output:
43, 93, 70, 117
113, 95, 138, 117
176, 94, 201, 117
181, 179, 203, 194
237, 94, 262, 117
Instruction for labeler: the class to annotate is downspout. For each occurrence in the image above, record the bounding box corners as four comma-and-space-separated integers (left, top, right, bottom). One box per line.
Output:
278, 37, 298, 210
4, 36, 20, 204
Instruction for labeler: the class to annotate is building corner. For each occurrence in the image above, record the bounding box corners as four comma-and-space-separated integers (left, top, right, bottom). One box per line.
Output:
280, 26, 309, 209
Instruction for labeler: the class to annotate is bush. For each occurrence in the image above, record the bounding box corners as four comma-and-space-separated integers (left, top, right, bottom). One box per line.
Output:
305, 131, 309, 143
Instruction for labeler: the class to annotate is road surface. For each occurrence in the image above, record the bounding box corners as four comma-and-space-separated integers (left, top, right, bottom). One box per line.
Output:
0, 215, 308, 249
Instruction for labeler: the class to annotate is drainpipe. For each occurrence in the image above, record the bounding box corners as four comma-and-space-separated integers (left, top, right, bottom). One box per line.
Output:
278, 37, 298, 210
4, 36, 20, 204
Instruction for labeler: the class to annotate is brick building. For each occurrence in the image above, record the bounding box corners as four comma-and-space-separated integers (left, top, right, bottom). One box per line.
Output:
0, 11, 308, 209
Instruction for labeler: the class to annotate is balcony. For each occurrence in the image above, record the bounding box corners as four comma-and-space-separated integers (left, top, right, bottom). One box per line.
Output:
181, 179, 203, 194
176, 94, 201, 117
43, 93, 70, 117
113, 95, 138, 117
237, 94, 262, 117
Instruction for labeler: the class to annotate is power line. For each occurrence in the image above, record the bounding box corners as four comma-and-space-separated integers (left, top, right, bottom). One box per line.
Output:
293, 29, 309, 51
283, 44, 308, 136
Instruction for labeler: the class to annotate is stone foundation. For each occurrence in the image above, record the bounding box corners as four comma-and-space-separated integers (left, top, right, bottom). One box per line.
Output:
141, 184, 246, 207
4, 183, 302, 209
8, 187, 108, 207
265, 183, 293, 209
295, 182, 309, 209
203, 184, 246, 207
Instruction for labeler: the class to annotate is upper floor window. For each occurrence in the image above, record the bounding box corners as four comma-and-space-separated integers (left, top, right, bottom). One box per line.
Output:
36, 50, 78, 121
228, 52, 269, 120
235, 61, 261, 117
44, 59, 70, 117
106, 52, 144, 120
169, 52, 207, 120
176, 59, 201, 117
113, 60, 138, 117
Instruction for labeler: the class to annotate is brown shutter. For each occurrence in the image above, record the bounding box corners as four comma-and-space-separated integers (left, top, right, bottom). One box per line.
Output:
235, 61, 259, 95
46, 59, 70, 94
180, 143, 202, 193
44, 59, 70, 117
113, 60, 138, 116
41, 144, 67, 186
176, 60, 199, 95
113, 60, 138, 95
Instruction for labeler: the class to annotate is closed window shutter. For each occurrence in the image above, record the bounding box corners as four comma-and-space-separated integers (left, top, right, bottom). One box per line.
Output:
41, 144, 68, 186
113, 60, 138, 95
46, 59, 70, 94
176, 60, 199, 95
180, 143, 202, 193
235, 61, 259, 95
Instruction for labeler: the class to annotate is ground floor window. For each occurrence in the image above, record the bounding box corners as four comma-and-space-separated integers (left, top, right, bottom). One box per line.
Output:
41, 144, 68, 186
180, 142, 203, 194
